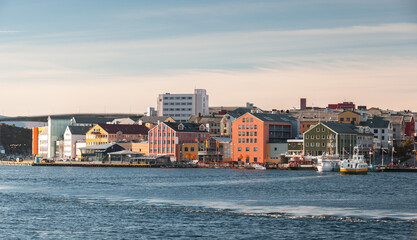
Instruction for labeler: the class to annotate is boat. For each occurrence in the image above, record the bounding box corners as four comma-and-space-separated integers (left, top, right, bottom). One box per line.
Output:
287, 156, 315, 170
252, 164, 266, 170
340, 147, 368, 175
316, 154, 340, 172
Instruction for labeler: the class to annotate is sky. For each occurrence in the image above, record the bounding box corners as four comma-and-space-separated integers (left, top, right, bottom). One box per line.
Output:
0, 0, 416, 116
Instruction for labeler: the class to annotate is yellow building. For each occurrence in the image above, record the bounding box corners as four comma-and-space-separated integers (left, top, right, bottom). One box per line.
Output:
337, 111, 360, 125
178, 143, 199, 161
86, 124, 149, 146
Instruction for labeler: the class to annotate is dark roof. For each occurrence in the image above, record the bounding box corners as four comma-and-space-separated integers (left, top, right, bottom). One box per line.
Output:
164, 122, 207, 132
98, 124, 149, 134
226, 108, 252, 118
251, 113, 296, 123
68, 126, 92, 135
139, 116, 173, 123
321, 122, 358, 134
359, 116, 390, 128
49, 115, 72, 120
73, 116, 116, 124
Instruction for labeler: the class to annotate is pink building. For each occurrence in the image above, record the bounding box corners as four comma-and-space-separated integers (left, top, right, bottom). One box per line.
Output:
148, 122, 209, 161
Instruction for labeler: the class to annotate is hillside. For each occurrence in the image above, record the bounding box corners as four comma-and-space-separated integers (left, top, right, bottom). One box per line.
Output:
0, 124, 32, 155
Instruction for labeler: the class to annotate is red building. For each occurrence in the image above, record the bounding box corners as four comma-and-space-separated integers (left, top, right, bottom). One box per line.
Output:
328, 102, 355, 111
232, 112, 294, 164
148, 122, 209, 161
404, 115, 415, 139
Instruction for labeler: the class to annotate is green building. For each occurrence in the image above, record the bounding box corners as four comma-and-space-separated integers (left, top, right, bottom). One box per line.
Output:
303, 122, 358, 156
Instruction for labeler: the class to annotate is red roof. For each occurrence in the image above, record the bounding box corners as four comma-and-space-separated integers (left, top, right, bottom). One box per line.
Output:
98, 124, 148, 135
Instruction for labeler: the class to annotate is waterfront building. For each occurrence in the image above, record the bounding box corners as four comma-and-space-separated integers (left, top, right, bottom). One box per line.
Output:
287, 139, 304, 156
265, 143, 288, 164
80, 142, 125, 161
303, 122, 358, 156
198, 137, 232, 162
156, 89, 209, 121
47, 116, 72, 158
232, 112, 297, 164
359, 116, 393, 149
148, 122, 210, 161
85, 124, 148, 146
38, 127, 48, 158
63, 126, 92, 159
117, 141, 149, 155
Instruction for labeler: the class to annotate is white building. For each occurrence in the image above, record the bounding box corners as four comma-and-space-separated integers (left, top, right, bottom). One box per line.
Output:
38, 127, 49, 158
360, 117, 393, 149
63, 126, 92, 159
157, 89, 209, 121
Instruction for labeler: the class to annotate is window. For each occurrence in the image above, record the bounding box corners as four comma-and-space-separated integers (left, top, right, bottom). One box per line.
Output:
306, 135, 309, 139
250, 132, 253, 136
238, 138, 241, 143
311, 143, 314, 147
246, 147, 249, 151
382, 129, 385, 134
316, 135, 320, 139
316, 143, 320, 147
340, 118, 344, 121
254, 147, 257, 152
322, 135, 325, 139
382, 136, 385, 140
322, 128, 325, 132
352, 118, 356, 122
254, 132, 257, 136
322, 142, 325, 147
243, 125, 245, 129
316, 128, 320, 132
346, 117, 350, 121
191, 147, 194, 151
238, 125, 241, 129
238, 147, 242, 151
250, 138, 253, 143
242, 139, 245, 143
238, 131, 241, 136
254, 125, 257, 129
250, 118, 253, 122
254, 138, 257, 143
184, 147, 188, 151
242, 132, 245, 136
242, 118, 245, 123
374, 129, 378, 134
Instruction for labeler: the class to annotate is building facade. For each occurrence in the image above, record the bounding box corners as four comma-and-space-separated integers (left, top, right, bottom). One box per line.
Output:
232, 112, 296, 164
85, 124, 148, 146
148, 122, 210, 161
63, 126, 92, 159
157, 89, 209, 121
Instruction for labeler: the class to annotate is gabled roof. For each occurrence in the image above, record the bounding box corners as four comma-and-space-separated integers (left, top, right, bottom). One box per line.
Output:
251, 113, 296, 123
338, 110, 360, 116
320, 122, 358, 134
359, 116, 390, 128
188, 115, 222, 124
164, 122, 207, 132
98, 124, 149, 134
226, 108, 253, 118
68, 126, 92, 135
383, 115, 404, 125
404, 115, 414, 122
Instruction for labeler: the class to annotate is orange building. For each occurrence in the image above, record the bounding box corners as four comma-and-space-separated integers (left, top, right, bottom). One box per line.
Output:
337, 111, 360, 125
232, 113, 296, 164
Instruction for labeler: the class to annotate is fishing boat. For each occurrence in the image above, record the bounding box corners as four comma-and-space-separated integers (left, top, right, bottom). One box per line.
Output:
316, 154, 340, 172
340, 147, 368, 175
287, 156, 315, 170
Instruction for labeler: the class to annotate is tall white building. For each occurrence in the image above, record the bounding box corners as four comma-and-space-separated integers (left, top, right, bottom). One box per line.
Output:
157, 89, 209, 121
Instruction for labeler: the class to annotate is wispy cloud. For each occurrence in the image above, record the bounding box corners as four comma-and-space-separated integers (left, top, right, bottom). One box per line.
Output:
0, 30, 21, 33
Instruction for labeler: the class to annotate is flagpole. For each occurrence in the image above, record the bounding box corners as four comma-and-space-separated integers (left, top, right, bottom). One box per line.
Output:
382, 148, 384, 166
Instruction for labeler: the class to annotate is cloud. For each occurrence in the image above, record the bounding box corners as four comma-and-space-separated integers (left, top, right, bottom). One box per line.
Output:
0, 30, 21, 33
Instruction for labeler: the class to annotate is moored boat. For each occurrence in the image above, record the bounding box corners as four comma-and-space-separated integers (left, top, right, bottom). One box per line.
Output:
287, 156, 315, 170
340, 147, 368, 175
316, 154, 340, 172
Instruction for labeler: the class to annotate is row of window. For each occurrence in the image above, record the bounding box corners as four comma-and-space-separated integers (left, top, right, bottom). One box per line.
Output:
150, 148, 173, 153
238, 124, 257, 130
305, 134, 336, 140
238, 131, 258, 137
237, 147, 258, 152
163, 96, 192, 100
242, 118, 254, 123
163, 108, 192, 112
151, 132, 206, 138
339, 117, 357, 122
306, 142, 335, 147
163, 102, 192, 106
150, 140, 175, 144
238, 138, 257, 143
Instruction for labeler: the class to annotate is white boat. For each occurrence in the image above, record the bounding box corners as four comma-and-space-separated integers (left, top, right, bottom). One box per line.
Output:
340, 147, 368, 175
252, 164, 266, 170
316, 154, 340, 172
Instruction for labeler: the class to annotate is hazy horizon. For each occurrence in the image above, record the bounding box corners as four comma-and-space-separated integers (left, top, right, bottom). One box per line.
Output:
1, 1, 416, 116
